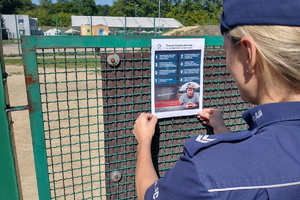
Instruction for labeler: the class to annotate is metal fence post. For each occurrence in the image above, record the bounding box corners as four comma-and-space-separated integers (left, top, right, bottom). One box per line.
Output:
0, 32, 20, 200
14, 15, 21, 55
21, 37, 51, 200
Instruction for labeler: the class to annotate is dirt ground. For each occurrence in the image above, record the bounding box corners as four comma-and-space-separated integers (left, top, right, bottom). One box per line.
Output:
163, 25, 221, 36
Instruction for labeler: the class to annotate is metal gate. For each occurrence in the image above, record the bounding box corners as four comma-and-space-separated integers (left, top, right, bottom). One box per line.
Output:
19, 35, 250, 199
0, 34, 21, 200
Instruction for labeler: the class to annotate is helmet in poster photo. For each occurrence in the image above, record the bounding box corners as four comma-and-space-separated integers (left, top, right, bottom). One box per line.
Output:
186, 83, 195, 91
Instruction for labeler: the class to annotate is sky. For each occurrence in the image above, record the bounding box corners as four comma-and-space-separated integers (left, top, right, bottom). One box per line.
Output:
31, 0, 114, 5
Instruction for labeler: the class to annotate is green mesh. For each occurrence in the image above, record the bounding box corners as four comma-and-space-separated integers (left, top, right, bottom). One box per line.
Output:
22, 36, 251, 200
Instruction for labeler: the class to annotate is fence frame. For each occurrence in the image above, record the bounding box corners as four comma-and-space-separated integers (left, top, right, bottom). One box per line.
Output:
0, 34, 20, 200
21, 35, 224, 199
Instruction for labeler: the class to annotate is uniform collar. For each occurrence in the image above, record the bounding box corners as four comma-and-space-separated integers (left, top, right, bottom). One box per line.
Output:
242, 102, 300, 131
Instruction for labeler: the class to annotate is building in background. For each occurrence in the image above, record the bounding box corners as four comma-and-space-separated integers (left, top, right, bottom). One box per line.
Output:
80, 24, 109, 36
93, 24, 109, 36
1, 15, 183, 38
72, 16, 183, 35
2, 15, 42, 39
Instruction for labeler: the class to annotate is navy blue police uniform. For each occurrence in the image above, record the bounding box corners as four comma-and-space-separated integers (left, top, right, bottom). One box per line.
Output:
145, 102, 300, 199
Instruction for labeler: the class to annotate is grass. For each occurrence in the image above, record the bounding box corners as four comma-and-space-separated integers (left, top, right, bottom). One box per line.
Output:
4, 58, 23, 66
2, 39, 19, 44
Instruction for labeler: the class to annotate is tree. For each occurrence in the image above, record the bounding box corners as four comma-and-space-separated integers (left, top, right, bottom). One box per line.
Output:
109, 0, 175, 18
50, 12, 72, 27
1, 0, 34, 14
97, 4, 110, 16
166, 0, 201, 26
137, 0, 158, 17
54, 2, 79, 14
73, 0, 98, 16
109, 0, 135, 16
1, 0, 222, 27
20, 7, 52, 25
183, 9, 210, 26
57, 0, 71, 3
39, 0, 52, 7
165, 5, 184, 23
201, 0, 222, 23
1, 16, 9, 39
165, 0, 221, 26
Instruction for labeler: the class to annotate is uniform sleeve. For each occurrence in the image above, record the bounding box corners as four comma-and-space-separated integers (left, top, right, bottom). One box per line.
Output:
144, 150, 213, 200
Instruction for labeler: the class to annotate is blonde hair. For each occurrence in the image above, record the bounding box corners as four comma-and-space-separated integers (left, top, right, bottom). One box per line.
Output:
227, 26, 300, 95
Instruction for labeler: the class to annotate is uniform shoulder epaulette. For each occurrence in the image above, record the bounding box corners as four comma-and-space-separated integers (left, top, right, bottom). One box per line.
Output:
183, 131, 254, 157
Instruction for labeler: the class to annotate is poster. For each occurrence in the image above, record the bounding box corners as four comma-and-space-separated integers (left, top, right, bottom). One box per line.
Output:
151, 38, 205, 119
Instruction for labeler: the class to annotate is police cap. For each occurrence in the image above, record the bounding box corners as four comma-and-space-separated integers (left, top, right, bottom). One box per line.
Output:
220, 0, 300, 34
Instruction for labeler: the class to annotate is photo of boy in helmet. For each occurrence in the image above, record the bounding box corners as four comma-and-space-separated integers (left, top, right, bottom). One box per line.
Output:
179, 82, 200, 109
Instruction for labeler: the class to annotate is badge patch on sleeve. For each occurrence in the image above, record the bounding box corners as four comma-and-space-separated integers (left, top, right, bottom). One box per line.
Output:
196, 135, 216, 143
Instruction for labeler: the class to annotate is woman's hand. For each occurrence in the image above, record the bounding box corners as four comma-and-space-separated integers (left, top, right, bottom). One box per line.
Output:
133, 113, 159, 200
133, 113, 158, 145
197, 108, 231, 134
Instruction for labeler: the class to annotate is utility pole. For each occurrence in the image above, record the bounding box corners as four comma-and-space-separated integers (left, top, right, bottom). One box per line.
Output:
158, 0, 161, 32
135, 4, 138, 17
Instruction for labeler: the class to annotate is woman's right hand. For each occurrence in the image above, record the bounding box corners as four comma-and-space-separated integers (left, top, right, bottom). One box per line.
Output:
197, 108, 231, 134
133, 113, 158, 145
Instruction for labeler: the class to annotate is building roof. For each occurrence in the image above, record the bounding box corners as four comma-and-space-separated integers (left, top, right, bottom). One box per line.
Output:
71, 16, 183, 29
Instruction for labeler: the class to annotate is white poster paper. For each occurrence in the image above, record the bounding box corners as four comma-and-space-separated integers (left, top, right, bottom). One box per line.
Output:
151, 38, 205, 119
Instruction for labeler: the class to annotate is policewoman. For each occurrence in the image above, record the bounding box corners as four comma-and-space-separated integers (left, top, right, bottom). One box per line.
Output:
133, 0, 300, 199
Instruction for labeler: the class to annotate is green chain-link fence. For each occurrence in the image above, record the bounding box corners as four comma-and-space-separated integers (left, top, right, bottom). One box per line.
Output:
20, 35, 251, 199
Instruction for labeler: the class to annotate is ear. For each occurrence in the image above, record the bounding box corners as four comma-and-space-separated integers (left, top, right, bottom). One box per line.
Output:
240, 36, 257, 74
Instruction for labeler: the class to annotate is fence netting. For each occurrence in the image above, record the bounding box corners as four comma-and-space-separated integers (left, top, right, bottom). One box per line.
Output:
33, 42, 250, 199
